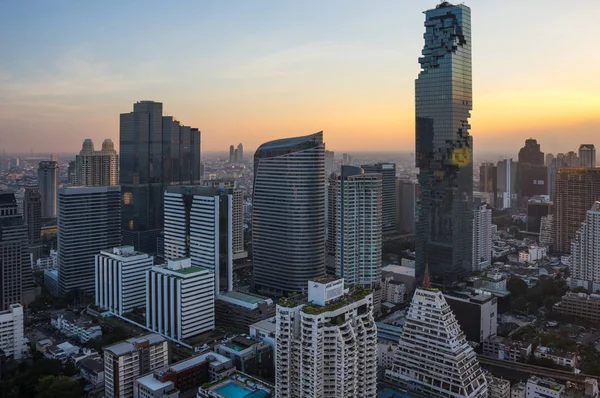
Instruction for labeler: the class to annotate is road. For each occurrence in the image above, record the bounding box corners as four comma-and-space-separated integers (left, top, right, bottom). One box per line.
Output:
477, 355, 598, 383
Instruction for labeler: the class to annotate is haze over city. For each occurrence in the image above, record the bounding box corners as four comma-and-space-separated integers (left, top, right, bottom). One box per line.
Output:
1, 0, 599, 155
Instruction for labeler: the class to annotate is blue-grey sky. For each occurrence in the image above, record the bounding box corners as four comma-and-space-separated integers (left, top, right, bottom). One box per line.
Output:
1, 1, 599, 154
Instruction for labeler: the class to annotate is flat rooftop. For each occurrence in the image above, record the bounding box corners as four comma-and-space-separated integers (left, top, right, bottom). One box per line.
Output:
250, 317, 276, 333
381, 265, 415, 277
104, 333, 166, 356
135, 373, 173, 392
218, 291, 273, 310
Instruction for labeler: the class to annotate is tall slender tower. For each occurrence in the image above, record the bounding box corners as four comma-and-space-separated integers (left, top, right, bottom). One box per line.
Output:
579, 144, 596, 168
237, 143, 244, 163
336, 166, 382, 287
252, 132, 326, 295
570, 202, 600, 291
415, 2, 473, 285
361, 163, 396, 234
74, 138, 119, 186
120, 101, 201, 254
58, 186, 121, 295
23, 186, 42, 246
554, 167, 600, 253
163, 185, 238, 294
0, 193, 34, 309
38, 161, 59, 219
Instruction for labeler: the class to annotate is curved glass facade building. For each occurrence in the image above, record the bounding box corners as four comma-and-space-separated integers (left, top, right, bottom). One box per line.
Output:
252, 132, 326, 295
415, 2, 473, 285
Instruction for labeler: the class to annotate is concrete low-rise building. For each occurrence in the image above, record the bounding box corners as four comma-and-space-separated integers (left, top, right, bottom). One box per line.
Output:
51, 314, 102, 343
554, 292, 600, 322
445, 290, 497, 344
78, 355, 105, 388
215, 291, 275, 332
249, 317, 275, 349
482, 336, 532, 362
534, 346, 576, 368
133, 352, 235, 398
381, 276, 406, 304
215, 336, 274, 380
518, 245, 547, 263
526, 376, 564, 398
486, 374, 510, 398
45, 341, 80, 362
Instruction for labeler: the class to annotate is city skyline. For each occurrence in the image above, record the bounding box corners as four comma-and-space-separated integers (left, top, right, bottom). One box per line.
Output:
1, 1, 599, 154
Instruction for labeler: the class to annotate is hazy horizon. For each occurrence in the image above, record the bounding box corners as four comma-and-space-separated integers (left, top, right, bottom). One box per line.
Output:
1, 0, 599, 155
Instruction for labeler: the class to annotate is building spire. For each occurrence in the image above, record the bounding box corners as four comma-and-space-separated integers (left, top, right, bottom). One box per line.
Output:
422, 263, 431, 289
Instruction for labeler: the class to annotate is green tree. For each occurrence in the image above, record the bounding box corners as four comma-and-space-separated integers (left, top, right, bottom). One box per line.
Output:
35, 376, 84, 398
507, 277, 528, 297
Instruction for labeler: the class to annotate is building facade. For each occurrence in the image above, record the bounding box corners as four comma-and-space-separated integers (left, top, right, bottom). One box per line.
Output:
579, 144, 596, 168
215, 291, 275, 332
336, 166, 382, 287
554, 292, 600, 322
0, 304, 24, 360
472, 203, 492, 271
445, 291, 497, 344
385, 284, 488, 397
0, 192, 35, 309
276, 279, 377, 398
104, 334, 169, 398
326, 172, 338, 256
38, 160, 59, 219
74, 138, 119, 186
57, 186, 121, 295
95, 246, 154, 316
415, 2, 474, 286
554, 167, 600, 253
570, 202, 600, 291
146, 258, 215, 342
396, 178, 417, 234
120, 101, 202, 254
23, 185, 42, 246
252, 132, 326, 295
361, 163, 396, 234
164, 185, 240, 294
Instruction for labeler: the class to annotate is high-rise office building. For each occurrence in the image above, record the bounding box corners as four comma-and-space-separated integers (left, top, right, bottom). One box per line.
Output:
95, 246, 154, 316
146, 258, 215, 342
545, 153, 555, 167
325, 150, 335, 174
336, 166, 382, 287
554, 167, 600, 253
237, 143, 244, 163
516, 139, 547, 200
57, 186, 121, 295
326, 172, 338, 256
479, 162, 497, 194
74, 138, 119, 186
38, 160, 58, 218
396, 178, 417, 234
229, 145, 235, 163
569, 202, 600, 292
517, 138, 544, 166
104, 334, 169, 398
120, 101, 201, 254
276, 279, 377, 398
579, 144, 596, 168
495, 159, 517, 210
252, 132, 326, 295
526, 199, 552, 234
164, 185, 242, 293
385, 281, 488, 397
23, 186, 42, 246
472, 203, 492, 271
362, 163, 396, 234
565, 151, 580, 166
0, 193, 34, 309
415, 2, 473, 285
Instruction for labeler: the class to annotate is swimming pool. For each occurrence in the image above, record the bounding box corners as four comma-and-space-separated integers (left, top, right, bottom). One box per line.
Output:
214, 382, 253, 398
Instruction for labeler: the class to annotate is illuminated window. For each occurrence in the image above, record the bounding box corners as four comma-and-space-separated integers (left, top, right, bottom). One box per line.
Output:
123, 192, 133, 205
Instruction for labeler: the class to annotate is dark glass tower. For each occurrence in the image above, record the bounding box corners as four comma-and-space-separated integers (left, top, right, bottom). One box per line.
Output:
120, 101, 201, 254
415, 2, 473, 286
252, 132, 326, 295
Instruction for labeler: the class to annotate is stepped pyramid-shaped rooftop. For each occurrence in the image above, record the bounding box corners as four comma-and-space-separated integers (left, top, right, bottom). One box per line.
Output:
385, 286, 488, 397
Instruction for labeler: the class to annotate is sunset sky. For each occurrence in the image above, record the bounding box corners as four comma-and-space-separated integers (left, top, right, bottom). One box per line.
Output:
1, 0, 599, 155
